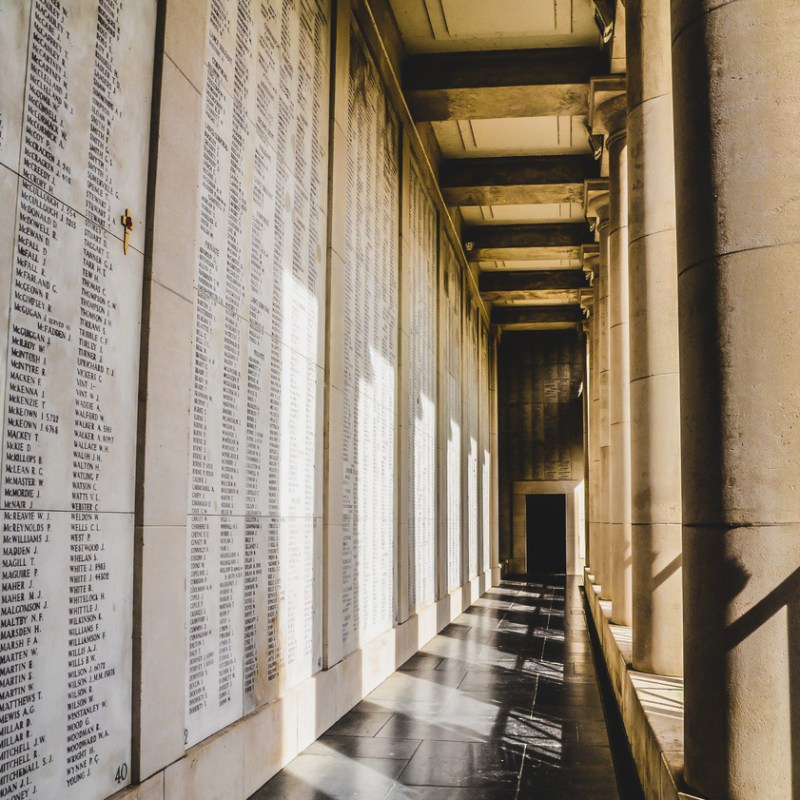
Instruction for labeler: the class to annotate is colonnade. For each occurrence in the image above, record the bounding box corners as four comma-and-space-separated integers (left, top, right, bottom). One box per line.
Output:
582, 0, 800, 797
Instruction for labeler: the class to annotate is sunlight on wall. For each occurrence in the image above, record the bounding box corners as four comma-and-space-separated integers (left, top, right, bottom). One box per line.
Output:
356, 345, 396, 645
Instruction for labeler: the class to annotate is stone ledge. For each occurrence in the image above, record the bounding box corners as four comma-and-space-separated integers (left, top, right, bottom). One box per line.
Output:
583, 570, 705, 800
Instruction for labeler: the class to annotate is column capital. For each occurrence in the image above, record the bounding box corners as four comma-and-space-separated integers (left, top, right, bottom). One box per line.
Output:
581, 243, 600, 285
589, 75, 627, 137
579, 289, 594, 334
583, 178, 610, 238
579, 287, 595, 315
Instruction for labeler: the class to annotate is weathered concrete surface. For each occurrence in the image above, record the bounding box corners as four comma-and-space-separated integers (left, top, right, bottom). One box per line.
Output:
626, 0, 683, 677
672, 0, 800, 797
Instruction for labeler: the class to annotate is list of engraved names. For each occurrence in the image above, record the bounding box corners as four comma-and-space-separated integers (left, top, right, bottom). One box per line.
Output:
186, 0, 330, 746
0, 1, 155, 798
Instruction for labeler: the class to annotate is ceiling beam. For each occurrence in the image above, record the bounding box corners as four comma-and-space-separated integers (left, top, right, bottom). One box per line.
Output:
403, 47, 606, 121
464, 223, 594, 261
491, 304, 583, 330
479, 270, 588, 293
440, 155, 599, 205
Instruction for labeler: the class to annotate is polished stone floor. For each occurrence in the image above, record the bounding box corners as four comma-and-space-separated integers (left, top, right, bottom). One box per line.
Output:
250, 578, 630, 799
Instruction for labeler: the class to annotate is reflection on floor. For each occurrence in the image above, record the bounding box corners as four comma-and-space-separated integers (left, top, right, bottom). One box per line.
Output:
250, 578, 628, 799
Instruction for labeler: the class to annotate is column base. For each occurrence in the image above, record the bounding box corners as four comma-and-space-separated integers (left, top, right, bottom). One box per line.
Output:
583, 572, 705, 800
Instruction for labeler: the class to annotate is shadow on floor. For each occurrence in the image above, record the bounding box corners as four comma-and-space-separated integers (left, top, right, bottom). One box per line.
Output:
249, 576, 644, 799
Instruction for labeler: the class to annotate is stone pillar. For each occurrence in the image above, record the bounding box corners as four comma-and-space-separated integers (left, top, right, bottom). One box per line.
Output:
671, 1, 800, 796
579, 281, 596, 569
591, 78, 632, 625
584, 181, 610, 600
489, 328, 501, 580
626, 0, 683, 676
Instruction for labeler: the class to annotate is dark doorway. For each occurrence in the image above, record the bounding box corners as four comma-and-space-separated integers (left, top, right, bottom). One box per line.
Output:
526, 494, 567, 575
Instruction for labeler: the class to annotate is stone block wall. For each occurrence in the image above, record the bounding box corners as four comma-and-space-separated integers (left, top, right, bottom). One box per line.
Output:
497, 330, 585, 565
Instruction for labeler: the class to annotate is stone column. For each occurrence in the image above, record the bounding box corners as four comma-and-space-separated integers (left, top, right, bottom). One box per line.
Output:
489, 328, 501, 581
626, 0, 683, 676
584, 181, 610, 600
671, 1, 800, 796
591, 78, 632, 625
581, 246, 600, 575
579, 281, 596, 570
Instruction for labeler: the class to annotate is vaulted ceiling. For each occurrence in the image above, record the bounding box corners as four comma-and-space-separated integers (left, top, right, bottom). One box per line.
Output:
388, 0, 625, 330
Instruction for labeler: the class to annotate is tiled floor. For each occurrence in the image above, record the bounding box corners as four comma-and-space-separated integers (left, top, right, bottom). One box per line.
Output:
250, 578, 626, 799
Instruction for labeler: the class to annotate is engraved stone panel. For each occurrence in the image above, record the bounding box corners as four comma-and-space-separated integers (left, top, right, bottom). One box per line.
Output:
341, 29, 400, 653
444, 243, 463, 591
405, 162, 437, 613
0, 2, 156, 797
186, 0, 330, 746
479, 321, 491, 572
465, 297, 479, 580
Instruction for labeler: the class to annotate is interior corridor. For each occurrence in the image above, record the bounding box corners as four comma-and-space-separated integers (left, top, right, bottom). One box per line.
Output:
250, 578, 639, 799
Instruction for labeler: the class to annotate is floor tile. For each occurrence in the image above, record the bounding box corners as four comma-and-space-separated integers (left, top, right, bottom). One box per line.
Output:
249, 578, 628, 800
325, 710, 393, 737
355, 697, 452, 718
249, 753, 405, 799
375, 713, 500, 743
306, 734, 421, 760
399, 653, 443, 671
398, 739, 525, 787
385, 786, 514, 799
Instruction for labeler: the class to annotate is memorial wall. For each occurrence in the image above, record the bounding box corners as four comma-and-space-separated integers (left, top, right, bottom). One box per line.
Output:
443, 243, 463, 592
341, 28, 400, 654
0, 1, 156, 797
0, 1, 496, 798
185, 0, 331, 746
479, 322, 492, 573
404, 163, 438, 614
464, 298, 480, 581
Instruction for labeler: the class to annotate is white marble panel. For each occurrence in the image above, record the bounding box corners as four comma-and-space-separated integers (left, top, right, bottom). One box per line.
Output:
341, 28, 400, 653
480, 323, 491, 572
1, 189, 145, 517
186, 0, 331, 745
0, 3, 155, 796
465, 306, 480, 580
0, 509, 133, 800
405, 161, 438, 612
186, 513, 246, 747
6, 3, 154, 246
442, 243, 464, 591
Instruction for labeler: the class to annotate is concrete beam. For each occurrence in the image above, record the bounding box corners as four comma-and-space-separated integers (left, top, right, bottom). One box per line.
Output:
403, 48, 607, 121
440, 155, 599, 206
491, 304, 582, 330
464, 223, 594, 261
479, 269, 588, 293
